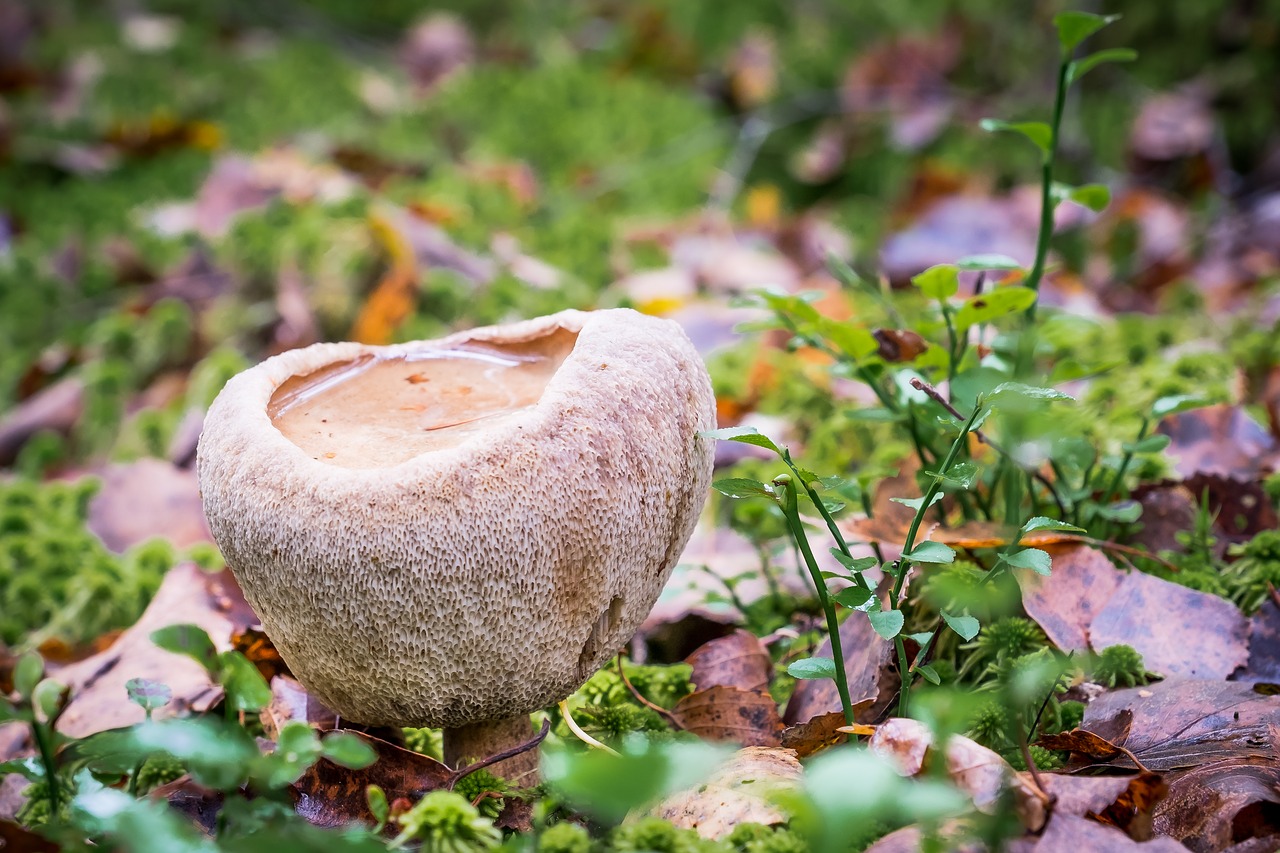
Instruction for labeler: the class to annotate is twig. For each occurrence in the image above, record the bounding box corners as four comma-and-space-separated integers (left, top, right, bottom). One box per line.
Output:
558, 701, 620, 757
616, 654, 683, 730
448, 718, 551, 787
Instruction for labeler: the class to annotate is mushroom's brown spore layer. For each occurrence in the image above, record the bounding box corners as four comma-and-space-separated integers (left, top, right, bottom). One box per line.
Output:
268, 329, 577, 468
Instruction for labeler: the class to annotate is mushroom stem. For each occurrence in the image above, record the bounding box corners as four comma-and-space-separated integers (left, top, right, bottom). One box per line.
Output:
443, 714, 539, 785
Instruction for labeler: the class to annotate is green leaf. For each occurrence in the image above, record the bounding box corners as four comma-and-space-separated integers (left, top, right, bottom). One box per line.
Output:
929, 460, 978, 489
258, 722, 323, 789
831, 550, 878, 573
916, 664, 942, 685
911, 265, 959, 300
891, 493, 944, 511
1068, 47, 1137, 84
980, 119, 1052, 157
833, 587, 873, 609
126, 678, 173, 715
989, 382, 1074, 404
905, 632, 935, 646
1069, 183, 1111, 212
72, 787, 218, 853
1123, 434, 1171, 454
758, 290, 821, 323
867, 609, 904, 640
954, 254, 1024, 271
712, 478, 775, 500
697, 427, 782, 456
954, 287, 1038, 330
13, 652, 43, 700
366, 785, 390, 827
321, 732, 377, 769
940, 611, 980, 641
903, 541, 956, 564
32, 679, 67, 721
1152, 395, 1206, 419
1095, 501, 1142, 524
1020, 517, 1085, 536
151, 625, 219, 675
1004, 548, 1053, 576
217, 651, 272, 714
1054, 11, 1119, 54
788, 657, 838, 680
817, 318, 880, 360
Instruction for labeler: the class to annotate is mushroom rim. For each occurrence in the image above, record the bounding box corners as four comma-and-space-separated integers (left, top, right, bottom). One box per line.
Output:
207, 308, 662, 480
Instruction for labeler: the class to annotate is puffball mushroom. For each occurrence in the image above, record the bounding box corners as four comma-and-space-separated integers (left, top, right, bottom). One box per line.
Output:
196, 309, 716, 780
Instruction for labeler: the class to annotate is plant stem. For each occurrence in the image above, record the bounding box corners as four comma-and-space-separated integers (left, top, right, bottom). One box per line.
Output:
31, 721, 60, 814
1024, 58, 1071, 313
777, 475, 856, 725
1099, 418, 1148, 508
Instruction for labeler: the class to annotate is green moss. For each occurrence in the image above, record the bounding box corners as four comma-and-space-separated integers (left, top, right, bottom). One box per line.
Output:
609, 817, 729, 853
453, 769, 509, 821
539, 822, 593, 853
725, 824, 806, 853
1090, 645, 1158, 688
0, 477, 175, 646
403, 727, 444, 761
1222, 530, 1280, 613
393, 790, 502, 851
135, 753, 187, 795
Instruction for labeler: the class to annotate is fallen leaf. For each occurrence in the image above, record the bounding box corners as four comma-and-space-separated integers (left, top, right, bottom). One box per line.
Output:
0, 377, 83, 465
1038, 728, 1126, 763
85, 460, 212, 553
781, 708, 868, 758
1130, 88, 1216, 163
1157, 405, 1279, 481
1082, 681, 1280, 772
840, 30, 959, 151
868, 718, 1015, 813
292, 732, 452, 828
1182, 473, 1278, 544
348, 262, 418, 346
784, 611, 895, 726
650, 746, 801, 839
1018, 544, 1123, 653
151, 776, 222, 837
0, 820, 59, 852
671, 686, 784, 747
261, 675, 338, 740
1236, 598, 1280, 681
1129, 485, 1198, 556
686, 630, 772, 693
1018, 544, 1249, 678
1153, 755, 1280, 852
880, 195, 1037, 286
14, 564, 252, 743
1032, 813, 1191, 852
1089, 571, 1250, 679
1027, 772, 1166, 839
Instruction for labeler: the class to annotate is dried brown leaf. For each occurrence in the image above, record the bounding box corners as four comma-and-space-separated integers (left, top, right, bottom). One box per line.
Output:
781, 708, 869, 758
1019, 544, 1123, 653
671, 686, 783, 747
783, 611, 895, 726
1237, 598, 1280, 681
85, 460, 212, 553
686, 629, 772, 693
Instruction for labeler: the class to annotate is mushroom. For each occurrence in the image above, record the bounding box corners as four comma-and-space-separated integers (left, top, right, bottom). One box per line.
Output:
196, 309, 716, 780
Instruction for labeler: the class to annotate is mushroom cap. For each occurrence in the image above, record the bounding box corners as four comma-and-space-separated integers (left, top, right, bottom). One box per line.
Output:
197, 309, 716, 728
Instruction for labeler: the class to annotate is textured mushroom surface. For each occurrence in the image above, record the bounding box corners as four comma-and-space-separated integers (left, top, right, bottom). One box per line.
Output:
197, 309, 716, 727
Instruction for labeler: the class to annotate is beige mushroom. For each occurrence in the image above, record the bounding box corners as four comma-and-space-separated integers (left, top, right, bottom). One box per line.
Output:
197, 309, 716, 780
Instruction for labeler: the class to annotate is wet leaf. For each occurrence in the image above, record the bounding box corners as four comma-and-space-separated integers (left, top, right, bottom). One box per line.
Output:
687, 630, 772, 693
671, 687, 784, 747
712, 478, 774, 500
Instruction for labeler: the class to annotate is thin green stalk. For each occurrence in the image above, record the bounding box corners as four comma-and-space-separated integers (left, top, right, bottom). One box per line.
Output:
1099, 418, 1148, 507
776, 475, 856, 725
892, 403, 984, 717
31, 722, 60, 814
1025, 58, 1071, 314
788, 467, 875, 594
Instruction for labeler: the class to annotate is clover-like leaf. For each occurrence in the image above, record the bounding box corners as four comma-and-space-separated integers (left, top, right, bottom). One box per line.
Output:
867, 609, 905, 640
940, 611, 981, 642
903, 541, 956, 565
1003, 548, 1052, 576
788, 657, 838, 680
911, 265, 959, 300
